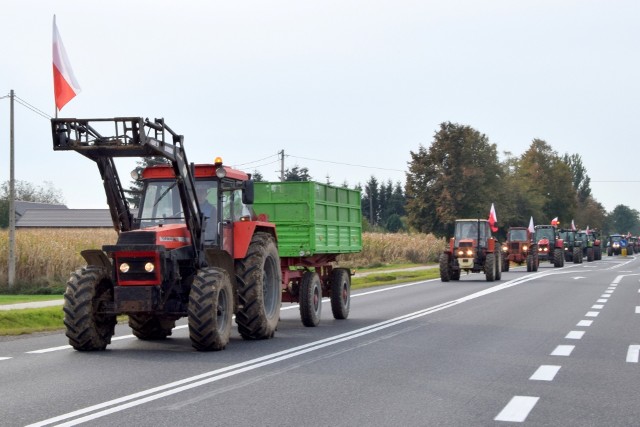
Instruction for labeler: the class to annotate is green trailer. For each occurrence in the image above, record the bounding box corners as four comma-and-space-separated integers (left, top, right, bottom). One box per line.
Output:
253, 181, 362, 327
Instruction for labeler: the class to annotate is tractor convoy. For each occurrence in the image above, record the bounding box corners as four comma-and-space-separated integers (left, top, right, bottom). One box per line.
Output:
52, 117, 362, 352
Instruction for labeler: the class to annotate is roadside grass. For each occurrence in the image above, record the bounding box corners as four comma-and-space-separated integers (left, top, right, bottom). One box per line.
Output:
351, 267, 439, 289
0, 307, 65, 336
0, 295, 64, 305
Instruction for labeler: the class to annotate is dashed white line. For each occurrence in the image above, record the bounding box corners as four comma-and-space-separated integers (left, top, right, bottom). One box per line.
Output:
585, 311, 600, 317
596, 299, 608, 303
591, 304, 604, 310
495, 396, 539, 422
600, 294, 611, 298
604, 290, 614, 294
0, 357, 12, 361
565, 331, 585, 340
627, 345, 640, 363
551, 345, 575, 356
635, 306, 640, 314
529, 365, 561, 381
576, 320, 593, 327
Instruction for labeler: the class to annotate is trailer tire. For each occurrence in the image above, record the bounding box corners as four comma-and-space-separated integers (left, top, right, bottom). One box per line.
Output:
63, 267, 116, 351
188, 267, 233, 351
129, 315, 176, 340
330, 268, 350, 320
300, 271, 322, 327
235, 232, 282, 340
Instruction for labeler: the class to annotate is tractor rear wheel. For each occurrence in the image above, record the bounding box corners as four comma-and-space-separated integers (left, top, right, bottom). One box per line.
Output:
439, 253, 451, 282
526, 254, 533, 272
235, 232, 282, 340
63, 267, 116, 351
503, 256, 510, 272
554, 248, 564, 267
587, 248, 594, 262
129, 315, 176, 340
330, 268, 350, 320
188, 267, 233, 351
300, 271, 322, 327
485, 253, 496, 282
573, 248, 582, 264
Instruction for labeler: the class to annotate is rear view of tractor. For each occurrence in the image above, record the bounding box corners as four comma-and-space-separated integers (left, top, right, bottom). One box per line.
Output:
606, 234, 625, 256
533, 225, 564, 268
558, 229, 582, 264
501, 226, 532, 272
440, 219, 502, 282
52, 117, 281, 352
575, 230, 595, 262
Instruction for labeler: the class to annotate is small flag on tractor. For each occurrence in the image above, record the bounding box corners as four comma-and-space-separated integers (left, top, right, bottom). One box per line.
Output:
488, 203, 498, 232
52, 15, 81, 111
528, 216, 535, 234
551, 217, 559, 226
571, 219, 576, 231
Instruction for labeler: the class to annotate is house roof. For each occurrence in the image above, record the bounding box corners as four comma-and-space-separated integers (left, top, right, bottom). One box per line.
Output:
14, 201, 68, 218
16, 209, 114, 228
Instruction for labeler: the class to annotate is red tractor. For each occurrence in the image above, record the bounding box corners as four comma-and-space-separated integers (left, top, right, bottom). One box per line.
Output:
439, 219, 502, 282
533, 224, 564, 268
501, 227, 533, 272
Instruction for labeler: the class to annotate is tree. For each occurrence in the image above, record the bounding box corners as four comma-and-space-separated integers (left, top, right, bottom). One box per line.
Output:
0, 180, 65, 228
361, 176, 380, 227
405, 122, 502, 237
284, 165, 312, 182
128, 156, 171, 208
563, 153, 591, 203
607, 204, 640, 235
252, 170, 264, 182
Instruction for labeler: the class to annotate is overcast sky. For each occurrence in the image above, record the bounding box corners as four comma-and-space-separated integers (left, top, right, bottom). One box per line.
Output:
1, 0, 639, 221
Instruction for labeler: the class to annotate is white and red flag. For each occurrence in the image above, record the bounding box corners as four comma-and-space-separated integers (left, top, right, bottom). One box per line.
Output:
551, 217, 559, 226
528, 216, 535, 234
52, 15, 81, 111
488, 203, 498, 232
571, 219, 576, 231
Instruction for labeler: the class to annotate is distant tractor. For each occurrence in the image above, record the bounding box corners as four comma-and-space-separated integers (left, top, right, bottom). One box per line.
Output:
558, 229, 582, 264
606, 234, 626, 256
587, 229, 603, 260
501, 227, 532, 272
575, 230, 595, 262
533, 225, 564, 268
440, 219, 502, 282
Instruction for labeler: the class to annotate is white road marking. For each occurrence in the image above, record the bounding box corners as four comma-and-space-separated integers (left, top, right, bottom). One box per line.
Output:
0, 357, 12, 361
529, 365, 561, 381
591, 304, 604, 309
572, 276, 585, 280
604, 290, 614, 294
551, 345, 575, 356
635, 306, 640, 314
596, 299, 607, 303
585, 311, 599, 317
495, 396, 539, 422
565, 331, 585, 340
576, 320, 592, 327
600, 294, 611, 298
627, 345, 640, 363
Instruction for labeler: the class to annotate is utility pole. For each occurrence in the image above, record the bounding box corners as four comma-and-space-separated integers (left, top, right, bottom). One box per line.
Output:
278, 149, 285, 181
8, 90, 15, 288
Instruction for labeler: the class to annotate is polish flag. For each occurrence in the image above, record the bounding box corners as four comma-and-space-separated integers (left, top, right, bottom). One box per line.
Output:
551, 217, 559, 226
571, 219, 576, 231
52, 15, 81, 111
528, 216, 535, 234
488, 203, 498, 232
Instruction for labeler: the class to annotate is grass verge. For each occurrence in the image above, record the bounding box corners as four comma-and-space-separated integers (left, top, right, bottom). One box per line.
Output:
0, 307, 65, 336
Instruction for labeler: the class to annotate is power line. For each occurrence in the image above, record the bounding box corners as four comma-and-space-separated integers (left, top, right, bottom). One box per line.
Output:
288, 154, 405, 173
14, 95, 52, 120
233, 153, 279, 167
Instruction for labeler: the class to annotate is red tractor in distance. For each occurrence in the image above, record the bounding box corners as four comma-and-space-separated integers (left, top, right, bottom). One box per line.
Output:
533, 224, 564, 268
439, 219, 502, 282
501, 226, 532, 272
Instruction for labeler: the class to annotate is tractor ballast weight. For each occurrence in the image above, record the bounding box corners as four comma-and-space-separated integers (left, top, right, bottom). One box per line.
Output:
439, 219, 502, 282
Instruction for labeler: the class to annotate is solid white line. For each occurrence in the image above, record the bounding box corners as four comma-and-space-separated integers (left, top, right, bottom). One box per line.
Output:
565, 331, 585, 340
591, 304, 604, 310
576, 320, 593, 327
0, 357, 12, 361
596, 299, 607, 303
529, 365, 561, 381
585, 311, 599, 317
627, 345, 640, 363
551, 345, 575, 356
494, 396, 539, 422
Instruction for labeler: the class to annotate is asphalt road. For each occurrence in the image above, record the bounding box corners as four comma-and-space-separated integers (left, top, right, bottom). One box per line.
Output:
1, 255, 639, 426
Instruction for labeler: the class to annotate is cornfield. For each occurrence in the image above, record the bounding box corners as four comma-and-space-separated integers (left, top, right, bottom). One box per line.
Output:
0, 229, 445, 290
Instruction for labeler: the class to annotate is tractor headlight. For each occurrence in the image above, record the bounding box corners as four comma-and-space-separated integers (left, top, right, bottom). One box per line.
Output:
144, 262, 155, 273
502, 245, 508, 252
119, 263, 130, 273
523, 245, 528, 251
466, 249, 473, 256
457, 250, 464, 256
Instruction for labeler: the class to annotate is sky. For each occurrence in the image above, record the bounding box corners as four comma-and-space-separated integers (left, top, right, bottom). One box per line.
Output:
1, 0, 639, 217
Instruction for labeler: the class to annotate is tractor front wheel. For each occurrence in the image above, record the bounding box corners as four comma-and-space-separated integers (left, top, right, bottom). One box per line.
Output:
439, 253, 451, 282
485, 253, 496, 282
63, 267, 116, 351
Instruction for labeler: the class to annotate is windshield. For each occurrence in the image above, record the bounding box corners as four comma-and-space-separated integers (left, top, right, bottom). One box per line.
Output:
508, 229, 527, 241
535, 227, 555, 241
455, 221, 489, 244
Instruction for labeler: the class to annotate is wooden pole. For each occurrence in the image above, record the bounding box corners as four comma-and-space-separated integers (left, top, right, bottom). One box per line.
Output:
8, 90, 15, 288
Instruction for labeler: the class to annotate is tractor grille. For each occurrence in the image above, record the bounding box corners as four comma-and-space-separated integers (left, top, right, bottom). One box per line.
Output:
510, 242, 520, 251
117, 231, 157, 245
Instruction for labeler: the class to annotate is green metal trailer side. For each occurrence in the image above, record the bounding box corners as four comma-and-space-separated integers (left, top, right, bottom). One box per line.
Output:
253, 181, 362, 258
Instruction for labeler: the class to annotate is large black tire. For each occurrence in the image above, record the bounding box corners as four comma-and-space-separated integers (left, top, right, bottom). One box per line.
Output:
485, 253, 496, 282
526, 254, 533, 272
587, 248, 594, 262
129, 314, 176, 340
235, 232, 282, 340
451, 269, 461, 280
503, 256, 510, 272
330, 268, 350, 320
63, 267, 116, 351
495, 252, 502, 280
533, 252, 539, 271
554, 248, 564, 267
595, 247, 602, 260
300, 271, 322, 327
188, 267, 233, 351
439, 253, 451, 282
573, 247, 582, 264
607, 247, 612, 256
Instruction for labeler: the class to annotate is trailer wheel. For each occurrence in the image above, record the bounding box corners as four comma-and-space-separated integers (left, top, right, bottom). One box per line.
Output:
439, 253, 451, 282
235, 232, 282, 340
300, 271, 322, 327
129, 315, 176, 340
188, 267, 233, 351
330, 268, 350, 320
63, 267, 116, 351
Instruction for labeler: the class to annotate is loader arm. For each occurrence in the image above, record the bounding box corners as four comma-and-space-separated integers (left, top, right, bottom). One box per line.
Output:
51, 117, 206, 267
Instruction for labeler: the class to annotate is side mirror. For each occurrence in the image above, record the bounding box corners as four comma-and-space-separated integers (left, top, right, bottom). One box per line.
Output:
242, 180, 254, 205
